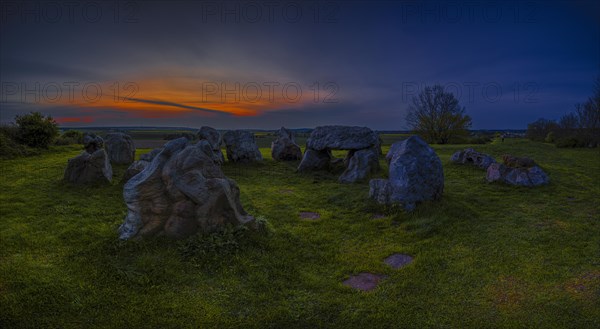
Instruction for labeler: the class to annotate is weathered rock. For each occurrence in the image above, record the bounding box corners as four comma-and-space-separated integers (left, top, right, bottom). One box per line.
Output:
121, 160, 148, 183
271, 127, 302, 161
369, 136, 444, 211
104, 132, 136, 164
222, 130, 263, 163
83, 134, 104, 153
339, 147, 380, 183
140, 148, 163, 162
306, 126, 379, 151
297, 148, 332, 172
197, 126, 225, 165
450, 148, 496, 169
486, 163, 549, 186
343, 273, 387, 291
64, 149, 113, 184
118, 137, 255, 240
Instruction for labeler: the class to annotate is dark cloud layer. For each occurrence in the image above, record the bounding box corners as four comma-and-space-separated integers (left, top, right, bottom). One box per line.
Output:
0, 0, 598, 129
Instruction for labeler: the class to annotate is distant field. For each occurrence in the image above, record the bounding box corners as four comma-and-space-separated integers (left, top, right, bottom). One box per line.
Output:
1, 139, 598, 328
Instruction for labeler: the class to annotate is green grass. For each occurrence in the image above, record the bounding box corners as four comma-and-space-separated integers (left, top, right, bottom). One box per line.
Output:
0, 139, 599, 328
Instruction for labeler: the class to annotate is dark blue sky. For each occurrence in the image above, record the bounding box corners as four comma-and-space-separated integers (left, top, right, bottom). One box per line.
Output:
1, 0, 598, 129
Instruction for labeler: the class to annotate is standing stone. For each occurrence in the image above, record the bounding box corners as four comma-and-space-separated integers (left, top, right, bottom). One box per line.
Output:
121, 148, 163, 183
339, 147, 380, 183
297, 148, 332, 172
450, 148, 496, 169
64, 149, 112, 184
369, 136, 444, 211
222, 130, 263, 163
271, 127, 302, 161
197, 126, 225, 165
83, 133, 104, 153
118, 138, 256, 240
104, 132, 136, 164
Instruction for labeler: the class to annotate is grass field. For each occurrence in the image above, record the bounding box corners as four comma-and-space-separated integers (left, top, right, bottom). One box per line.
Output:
0, 138, 599, 328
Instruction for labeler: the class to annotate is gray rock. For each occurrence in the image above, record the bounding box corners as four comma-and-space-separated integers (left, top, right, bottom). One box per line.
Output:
140, 148, 163, 162
222, 130, 263, 163
369, 136, 444, 211
486, 163, 549, 186
118, 137, 255, 240
197, 126, 225, 165
450, 148, 496, 169
306, 126, 379, 151
339, 147, 380, 183
121, 160, 149, 183
297, 148, 332, 172
83, 134, 104, 153
271, 127, 302, 161
64, 149, 113, 184
104, 133, 136, 164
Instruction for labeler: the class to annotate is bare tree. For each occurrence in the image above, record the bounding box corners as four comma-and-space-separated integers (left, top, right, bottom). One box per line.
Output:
406, 85, 471, 144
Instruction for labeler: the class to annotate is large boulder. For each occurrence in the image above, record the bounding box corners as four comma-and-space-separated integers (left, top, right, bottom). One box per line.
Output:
118, 138, 256, 240
222, 130, 263, 163
486, 155, 548, 186
271, 127, 302, 161
450, 148, 496, 169
369, 136, 444, 211
306, 126, 379, 151
64, 149, 113, 184
339, 147, 380, 183
197, 126, 225, 165
83, 134, 104, 153
104, 133, 136, 164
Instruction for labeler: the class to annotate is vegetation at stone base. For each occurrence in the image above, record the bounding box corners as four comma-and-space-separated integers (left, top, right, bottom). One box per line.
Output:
526, 76, 600, 148
406, 84, 472, 144
1, 139, 599, 328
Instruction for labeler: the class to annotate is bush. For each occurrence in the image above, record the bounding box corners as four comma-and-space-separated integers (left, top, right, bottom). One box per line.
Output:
0, 125, 34, 158
55, 130, 84, 145
545, 131, 555, 143
15, 112, 59, 148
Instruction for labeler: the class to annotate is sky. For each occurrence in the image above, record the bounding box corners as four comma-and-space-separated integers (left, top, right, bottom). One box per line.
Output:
0, 0, 598, 130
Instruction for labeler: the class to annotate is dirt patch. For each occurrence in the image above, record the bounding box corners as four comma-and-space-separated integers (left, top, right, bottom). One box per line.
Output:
487, 276, 527, 310
299, 212, 320, 220
372, 214, 386, 219
564, 271, 600, 301
279, 189, 294, 195
384, 253, 413, 269
343, 272, 387, 291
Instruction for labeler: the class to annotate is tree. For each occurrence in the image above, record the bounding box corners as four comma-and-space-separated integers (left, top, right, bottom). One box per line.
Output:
405, 85, 472, 144
526, 118, 558, 142
15, 112, 59, 148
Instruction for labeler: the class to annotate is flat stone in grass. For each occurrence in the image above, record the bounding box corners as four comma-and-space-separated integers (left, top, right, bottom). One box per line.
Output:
343, 273, 387, 291
299, 211, 320, 220
372, 213, 386, 219
384, 253, 413, 269
279, 189, 294, 195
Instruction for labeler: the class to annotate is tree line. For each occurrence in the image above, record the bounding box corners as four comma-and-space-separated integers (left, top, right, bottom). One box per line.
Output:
526, 76, 600, 147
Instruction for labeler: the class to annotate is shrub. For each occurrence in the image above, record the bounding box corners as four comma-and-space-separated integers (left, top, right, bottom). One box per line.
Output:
15, 112, 59, 148
55, 130, 84, 145
0, 125, 35, 158
545, 131, 555, 143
